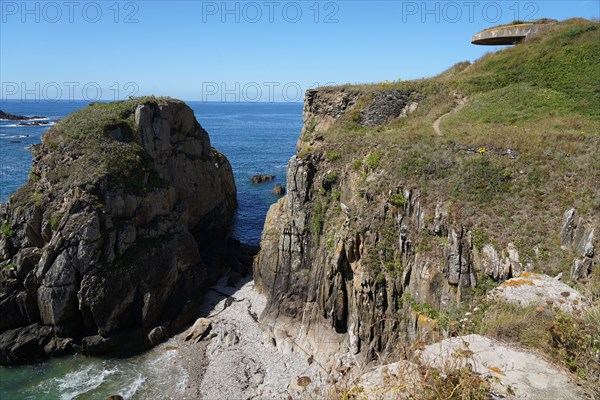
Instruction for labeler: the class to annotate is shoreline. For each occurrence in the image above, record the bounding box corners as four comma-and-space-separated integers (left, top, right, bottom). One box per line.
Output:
169, 276, 325, 399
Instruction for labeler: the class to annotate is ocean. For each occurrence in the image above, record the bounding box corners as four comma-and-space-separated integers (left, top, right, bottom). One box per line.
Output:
0, 100, 302, 399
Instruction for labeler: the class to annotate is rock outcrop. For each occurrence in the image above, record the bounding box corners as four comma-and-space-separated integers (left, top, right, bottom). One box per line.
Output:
302, 88, 418, 133
0, 98, 247, 365
420, 335, 584, 399
489, 272, 587, 314
253, 87, 598, 371
561, 208, 597, 280
254, 89, 459, 369
0, 110, 46, 121
355, 334, 585, 399
251, 174, 275, 184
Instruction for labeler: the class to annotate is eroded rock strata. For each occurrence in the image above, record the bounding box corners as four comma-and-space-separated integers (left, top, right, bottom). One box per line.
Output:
0, 98, 251, 365
253, 88, 599, 370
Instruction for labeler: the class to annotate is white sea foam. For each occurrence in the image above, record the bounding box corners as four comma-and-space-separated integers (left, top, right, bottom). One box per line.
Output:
1, 122, 54, 128
56, 364, 117, 400
119, 374, 147, 400
3, 134, 31, 139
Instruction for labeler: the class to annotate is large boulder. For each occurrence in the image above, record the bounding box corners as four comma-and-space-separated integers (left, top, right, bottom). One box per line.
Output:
0, 97, 241, 365
420, 335, 585, 399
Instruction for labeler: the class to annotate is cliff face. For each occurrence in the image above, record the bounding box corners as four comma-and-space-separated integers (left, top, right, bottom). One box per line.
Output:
0, 98, 248, 364
254, 86, 599, 369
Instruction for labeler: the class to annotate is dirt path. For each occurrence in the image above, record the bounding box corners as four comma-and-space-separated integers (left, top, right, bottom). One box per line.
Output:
433, 96, 468, 135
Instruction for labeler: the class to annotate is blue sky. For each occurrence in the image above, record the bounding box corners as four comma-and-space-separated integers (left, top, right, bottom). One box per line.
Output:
1, 1, 598, 101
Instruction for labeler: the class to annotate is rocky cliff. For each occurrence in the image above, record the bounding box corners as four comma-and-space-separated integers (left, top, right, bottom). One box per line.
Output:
0, 98, 250, 365
254, 19, 600, 372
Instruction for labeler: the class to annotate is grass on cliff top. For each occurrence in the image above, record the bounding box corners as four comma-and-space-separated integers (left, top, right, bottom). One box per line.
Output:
10, 96, 174, 208
329, 18, 599, 120
303, 18, 599, 279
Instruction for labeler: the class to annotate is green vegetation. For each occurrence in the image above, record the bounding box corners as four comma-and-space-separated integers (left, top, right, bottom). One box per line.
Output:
389, 193, 407, 208
3, 262, 15, 271
324, 172, 338, 186
1, 218, 15, 238
48, 214, 61, 230
365, 151, 381, 170
451, 155, 511, 202
326, 151, 341, 161
303, 18, 598, 400
310, 194, 330, 239
306, 18, 600, 277
8, 96, 179, 211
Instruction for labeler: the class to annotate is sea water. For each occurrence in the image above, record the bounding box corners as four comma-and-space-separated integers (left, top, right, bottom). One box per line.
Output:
0, 100, 302, 399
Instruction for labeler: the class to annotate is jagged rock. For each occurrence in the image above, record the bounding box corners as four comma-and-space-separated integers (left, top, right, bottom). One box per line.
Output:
184, 318, 212, 343
560, 208, 597, 280
0, 98, 240, 365
0, 323, 53, 365
18, 121, 53, 126
215, 322, 240, 347
148, 326, 169, 346
302, 89, 418, 132
444, 227, 476, 288
251, 174, 275, 184
0, 110, 46, 121
489, 272, 586, 313
420, 335, 585, 399
479, 242, 528, 281
272, 184, 286, 195
571, 258, 593, 281
44, 336, 74, 357
253, 86, 596, 374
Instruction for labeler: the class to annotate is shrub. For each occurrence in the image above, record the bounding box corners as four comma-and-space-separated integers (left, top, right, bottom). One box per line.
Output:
325, 172, 338, 184
327, 151, 341, 161
390, 193, 407, 208
451, 155, 511, 202
1, 218, 15, 238
375, 271, 386, 285
366, 152, 381, 170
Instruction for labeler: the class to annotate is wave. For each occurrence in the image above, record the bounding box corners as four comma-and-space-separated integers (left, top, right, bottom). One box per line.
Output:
0, 134, 32, 139
0, 117, 50, 122
0, 122, 54, 128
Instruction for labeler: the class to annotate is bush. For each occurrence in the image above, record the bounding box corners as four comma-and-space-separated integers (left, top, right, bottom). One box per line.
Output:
366, 152, 381, 170
327, 151, 341, 161
390, 193, 407, 208
451, 155, 511, 202
1, 218, 15, 238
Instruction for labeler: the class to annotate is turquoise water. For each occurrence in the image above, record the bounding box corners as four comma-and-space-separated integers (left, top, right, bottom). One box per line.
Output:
0, 101, 302, 243
0, 100, 302, 398
0, 340, 186, 400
